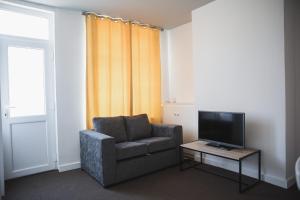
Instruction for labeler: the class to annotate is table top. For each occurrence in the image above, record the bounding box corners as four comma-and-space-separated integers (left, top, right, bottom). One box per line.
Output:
181, 140, 259, 160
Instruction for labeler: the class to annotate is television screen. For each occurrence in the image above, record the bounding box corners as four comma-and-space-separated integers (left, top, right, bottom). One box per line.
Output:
198, 111, 245, 148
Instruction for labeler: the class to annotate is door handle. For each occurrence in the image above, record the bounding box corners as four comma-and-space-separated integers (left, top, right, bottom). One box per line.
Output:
3, 106, 16, 118
3, 109, 9, 118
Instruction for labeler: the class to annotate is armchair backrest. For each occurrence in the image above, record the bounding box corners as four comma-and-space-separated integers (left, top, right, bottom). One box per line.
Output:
93, 116, 127, 143
93, 114, 152, 143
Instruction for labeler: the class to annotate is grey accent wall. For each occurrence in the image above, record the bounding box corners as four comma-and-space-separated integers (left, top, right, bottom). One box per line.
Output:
0, 98, 4, 196
284, 0, 300, 180
294, 2, 300, 160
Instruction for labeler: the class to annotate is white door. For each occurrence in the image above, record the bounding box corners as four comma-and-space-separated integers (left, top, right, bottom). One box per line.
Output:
0, 36, 57, 179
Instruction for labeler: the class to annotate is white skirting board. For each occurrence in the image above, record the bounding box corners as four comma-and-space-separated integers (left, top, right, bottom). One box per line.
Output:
286, 175, 296, 188
58, 162, 81, 172
56, 156, 296, 189
194, 154, 295, 189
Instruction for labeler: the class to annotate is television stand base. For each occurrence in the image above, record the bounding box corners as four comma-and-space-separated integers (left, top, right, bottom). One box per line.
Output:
206, 142, 235, 150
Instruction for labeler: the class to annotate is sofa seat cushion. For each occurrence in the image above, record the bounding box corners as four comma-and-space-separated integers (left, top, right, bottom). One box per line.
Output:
115, 142, 148, 161
93, 116, 127, 143
135, 137, 176, 153
124, 114, 152, 141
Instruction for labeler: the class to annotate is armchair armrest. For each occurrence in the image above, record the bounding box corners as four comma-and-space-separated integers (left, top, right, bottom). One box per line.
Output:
80, 130, 116, 186
151, 124, 183, 146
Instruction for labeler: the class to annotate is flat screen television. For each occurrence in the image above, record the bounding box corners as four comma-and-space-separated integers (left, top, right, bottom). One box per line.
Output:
198, 111, 245, 149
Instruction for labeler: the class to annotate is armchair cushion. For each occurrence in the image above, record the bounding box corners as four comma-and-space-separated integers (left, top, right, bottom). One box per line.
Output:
124, 114, 152, 141
93, 116, 127, 143
135, 137, 176, 153
151, 124, 183, 146
115, 142, 148, 161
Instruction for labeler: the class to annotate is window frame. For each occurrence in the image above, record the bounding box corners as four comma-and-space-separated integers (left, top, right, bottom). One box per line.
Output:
0, 1, 55, 42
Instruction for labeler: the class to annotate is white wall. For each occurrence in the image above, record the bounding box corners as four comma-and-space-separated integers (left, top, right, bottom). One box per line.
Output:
54, 9, 86, 172
166, 23, 194, 103
192, 0, 287, 187
162, 22, 197, 143
160, 30, 170, 102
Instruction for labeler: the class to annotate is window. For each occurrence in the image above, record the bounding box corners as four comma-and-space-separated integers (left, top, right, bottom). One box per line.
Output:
0, 2, 54, 117
8, 46, 46, 117
0, 9, 49, 40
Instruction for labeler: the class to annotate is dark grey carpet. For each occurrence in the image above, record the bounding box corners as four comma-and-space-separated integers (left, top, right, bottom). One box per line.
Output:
2, 166, 300, 200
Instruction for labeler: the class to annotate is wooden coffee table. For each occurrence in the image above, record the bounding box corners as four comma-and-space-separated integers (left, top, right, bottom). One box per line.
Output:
179, 140, 261, 193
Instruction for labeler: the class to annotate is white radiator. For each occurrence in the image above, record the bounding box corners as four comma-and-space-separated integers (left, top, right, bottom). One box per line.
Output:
163, 103, 197, 143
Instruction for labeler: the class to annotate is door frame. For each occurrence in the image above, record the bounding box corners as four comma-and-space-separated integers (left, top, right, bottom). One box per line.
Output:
0, 35, 58, 179
0, 2, 56, 195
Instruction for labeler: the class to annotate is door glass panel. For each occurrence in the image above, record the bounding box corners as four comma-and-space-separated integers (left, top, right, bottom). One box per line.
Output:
8, 46, 46, 117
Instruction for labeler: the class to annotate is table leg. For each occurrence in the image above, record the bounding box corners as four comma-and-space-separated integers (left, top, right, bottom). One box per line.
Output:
258, 151, 261, 181
200, 152, 203, 164
179, 146, 183, 171
239, 160, 242, 193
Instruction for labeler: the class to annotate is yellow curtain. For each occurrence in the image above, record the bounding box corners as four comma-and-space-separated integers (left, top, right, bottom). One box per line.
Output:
131, 24, 162, 123
86, 15, 132, 128
86, 15, 162, 128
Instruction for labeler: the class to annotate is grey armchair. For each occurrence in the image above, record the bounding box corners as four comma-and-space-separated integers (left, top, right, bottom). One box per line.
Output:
80, 114, 183, 187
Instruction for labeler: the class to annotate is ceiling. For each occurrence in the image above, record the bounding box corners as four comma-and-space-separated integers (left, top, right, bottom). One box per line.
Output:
23, 0, 214, 29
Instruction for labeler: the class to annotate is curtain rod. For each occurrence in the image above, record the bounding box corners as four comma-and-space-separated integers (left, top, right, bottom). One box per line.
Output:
82, 11, 164, 31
